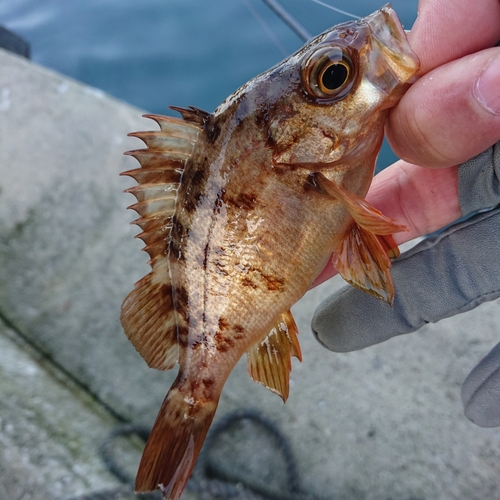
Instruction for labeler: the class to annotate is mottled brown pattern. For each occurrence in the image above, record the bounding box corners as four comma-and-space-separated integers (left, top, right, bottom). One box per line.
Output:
205, 116, 221, 144
244, 266, 285, 292
215, 334, 236, 353
218, 317, 229, 331
225, 191, 258, 211
263, 274, 285, 291
202, 377, 215, 388
168, 216, 186, 261
174, 285, 188, 307
169, 235, 182, 261
172, 285, 189, 322
254, 110, 268, 131
160, 284, 174, 305
241, 277, 258, 289
176, 325, 189, 348
189, 166, 208, 189
181, 162, 211, 214
124, 7, 420, 499
232, 330, 246, 341
182, 194, 196, 214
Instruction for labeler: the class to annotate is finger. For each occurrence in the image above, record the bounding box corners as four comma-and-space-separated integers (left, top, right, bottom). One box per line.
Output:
310, 161, 460, 287
366, 161, 459, 242
409, 0, 500, 74
387, 47, 500, 167
462, 341, 500, 428
312, 208, 500, 352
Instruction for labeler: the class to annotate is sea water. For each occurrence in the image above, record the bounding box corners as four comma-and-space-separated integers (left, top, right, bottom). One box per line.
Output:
1, 0, 417, 168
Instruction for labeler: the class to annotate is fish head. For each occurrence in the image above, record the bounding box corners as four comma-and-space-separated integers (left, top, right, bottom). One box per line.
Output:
256, 4, 420, 168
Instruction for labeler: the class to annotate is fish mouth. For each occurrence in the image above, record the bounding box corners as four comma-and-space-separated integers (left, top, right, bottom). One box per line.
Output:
365, 4, 420, 87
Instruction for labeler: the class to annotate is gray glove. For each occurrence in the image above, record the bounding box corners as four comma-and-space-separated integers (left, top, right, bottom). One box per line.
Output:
312, 143, 500, 427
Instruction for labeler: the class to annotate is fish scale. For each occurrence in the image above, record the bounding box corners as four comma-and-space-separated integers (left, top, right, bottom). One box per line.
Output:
120, 5, 419, 499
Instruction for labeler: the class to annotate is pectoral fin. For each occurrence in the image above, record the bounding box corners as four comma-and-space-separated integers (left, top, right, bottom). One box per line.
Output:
310, 172, 407, 236
247, 310, 302, 402
310, 172, 407, 304
333, 223, 395, 304
376, 233, 400, 260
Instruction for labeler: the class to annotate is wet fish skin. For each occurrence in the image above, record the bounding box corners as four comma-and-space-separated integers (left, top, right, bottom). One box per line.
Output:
170, 4, 416, 352
121, 5, 419, 499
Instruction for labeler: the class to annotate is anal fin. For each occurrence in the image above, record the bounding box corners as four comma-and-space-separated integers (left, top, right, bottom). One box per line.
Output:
247, 310, 302, 402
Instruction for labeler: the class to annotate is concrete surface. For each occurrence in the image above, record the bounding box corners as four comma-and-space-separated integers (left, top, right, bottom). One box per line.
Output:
0, 323, 132, 499
0, 47, 499, 500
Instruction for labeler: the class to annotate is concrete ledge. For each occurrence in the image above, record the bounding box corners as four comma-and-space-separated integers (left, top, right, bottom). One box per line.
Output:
0, 324, 130, 499
0, 48, 499, 499
0, 47, 169, 424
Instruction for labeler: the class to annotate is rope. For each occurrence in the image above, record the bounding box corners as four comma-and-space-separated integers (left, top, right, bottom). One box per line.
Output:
67, 409, 330, 500
200, 409, 305, 498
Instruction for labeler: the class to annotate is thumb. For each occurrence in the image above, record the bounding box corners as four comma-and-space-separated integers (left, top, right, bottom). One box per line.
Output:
387, 48, 500, 168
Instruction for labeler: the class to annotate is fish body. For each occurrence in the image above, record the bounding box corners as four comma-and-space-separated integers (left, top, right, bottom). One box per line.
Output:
121, 5, 419, 499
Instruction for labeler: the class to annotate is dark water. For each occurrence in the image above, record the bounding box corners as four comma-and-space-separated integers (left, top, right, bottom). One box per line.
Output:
1, 0, 418, 168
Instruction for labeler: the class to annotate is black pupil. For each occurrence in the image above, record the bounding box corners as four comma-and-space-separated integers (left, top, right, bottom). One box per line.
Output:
322, 63, 348, 90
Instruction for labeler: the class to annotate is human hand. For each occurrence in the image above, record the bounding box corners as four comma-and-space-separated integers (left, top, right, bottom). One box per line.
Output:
314, 0, 500, 286
311, 0, 500, 427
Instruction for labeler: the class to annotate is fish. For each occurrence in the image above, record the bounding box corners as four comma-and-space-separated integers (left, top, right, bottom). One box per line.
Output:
120, 5, 419, 499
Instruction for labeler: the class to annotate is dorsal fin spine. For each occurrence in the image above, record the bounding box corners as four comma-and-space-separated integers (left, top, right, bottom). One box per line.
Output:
128, 132, 197, 155
143, 113, 201, 139
120, 113, 203, 371
168, 105, 210, 126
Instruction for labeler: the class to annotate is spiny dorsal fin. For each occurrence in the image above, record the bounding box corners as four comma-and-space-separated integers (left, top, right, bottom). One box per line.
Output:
120, 114, 201, 370
247, 310, 302, 402
169, 105, 210, 126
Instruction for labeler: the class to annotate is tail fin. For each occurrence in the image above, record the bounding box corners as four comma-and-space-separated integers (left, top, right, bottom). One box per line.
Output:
135, 385, 218, 499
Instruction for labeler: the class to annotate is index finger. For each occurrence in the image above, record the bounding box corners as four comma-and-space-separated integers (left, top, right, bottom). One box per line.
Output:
310, 160, 460, 288
409, 0, 500, 74
365, 160, 460, 242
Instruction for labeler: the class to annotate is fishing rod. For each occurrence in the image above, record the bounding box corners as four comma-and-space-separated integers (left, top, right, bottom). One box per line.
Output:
260, 0, 311, 42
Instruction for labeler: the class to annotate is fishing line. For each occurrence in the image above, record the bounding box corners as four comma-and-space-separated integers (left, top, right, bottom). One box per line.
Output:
242, 0, 290, 56
258, 0, 362, 46
307, 0, 360, 20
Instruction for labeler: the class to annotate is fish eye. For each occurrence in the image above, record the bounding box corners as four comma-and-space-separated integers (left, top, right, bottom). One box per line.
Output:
319, 61, 350, 92
302, 47, 356, 101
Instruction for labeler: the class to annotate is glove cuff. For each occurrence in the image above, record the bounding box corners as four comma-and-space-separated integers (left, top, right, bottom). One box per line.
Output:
458, 142, 500, 216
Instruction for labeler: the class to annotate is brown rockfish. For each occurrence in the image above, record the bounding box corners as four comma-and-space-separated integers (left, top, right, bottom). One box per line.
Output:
121, 5, 419, 499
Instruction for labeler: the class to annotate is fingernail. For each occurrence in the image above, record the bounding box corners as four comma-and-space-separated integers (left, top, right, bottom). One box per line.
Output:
474, 56, 500, 115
